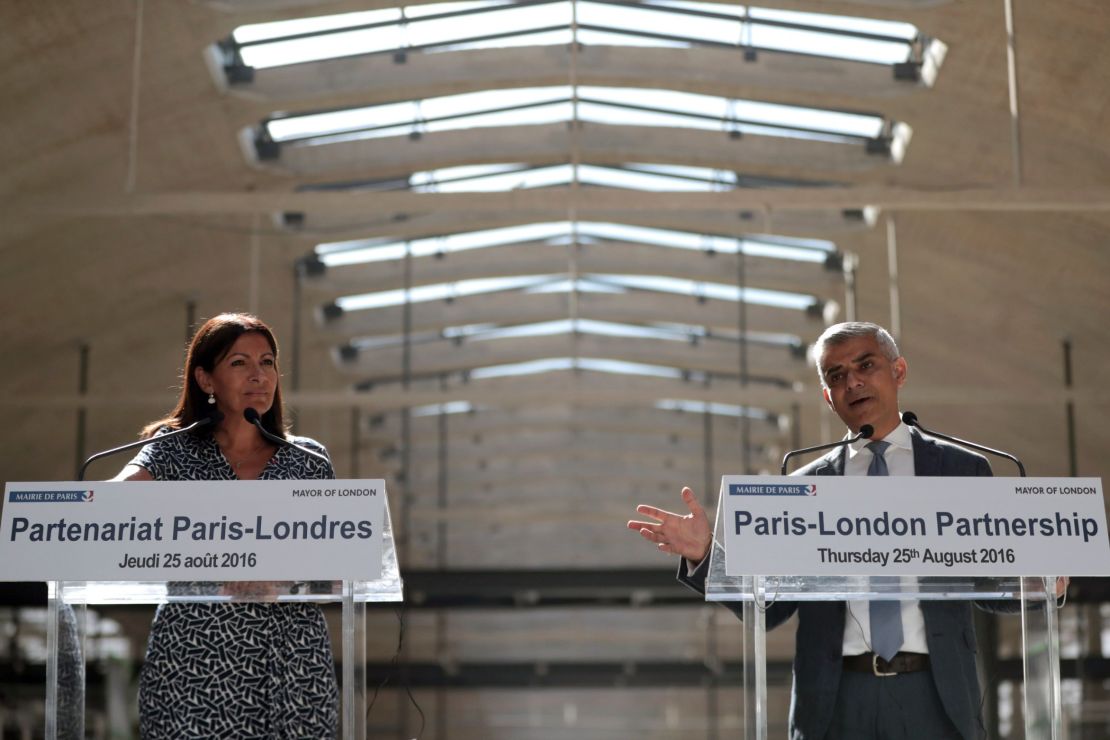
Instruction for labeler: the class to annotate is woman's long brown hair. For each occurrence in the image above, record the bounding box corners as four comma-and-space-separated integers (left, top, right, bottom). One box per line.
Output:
142, 313, 287, 439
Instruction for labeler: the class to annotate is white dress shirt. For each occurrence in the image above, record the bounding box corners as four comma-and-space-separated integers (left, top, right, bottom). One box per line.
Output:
841, 420, 928, 656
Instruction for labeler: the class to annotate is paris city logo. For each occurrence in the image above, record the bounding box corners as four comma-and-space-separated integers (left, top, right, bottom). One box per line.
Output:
729, 483, 817, 496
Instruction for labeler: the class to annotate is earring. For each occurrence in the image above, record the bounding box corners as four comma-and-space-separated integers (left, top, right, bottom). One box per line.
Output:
207, 393, 216, 405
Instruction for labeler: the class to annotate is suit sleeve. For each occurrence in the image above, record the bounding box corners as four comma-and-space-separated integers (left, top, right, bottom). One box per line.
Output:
676, 545, 799, 628
977, 455, 993, 477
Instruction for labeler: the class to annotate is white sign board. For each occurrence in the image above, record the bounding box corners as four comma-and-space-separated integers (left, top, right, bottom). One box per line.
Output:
0, 480, 385, 581
722, 476, 1110, 577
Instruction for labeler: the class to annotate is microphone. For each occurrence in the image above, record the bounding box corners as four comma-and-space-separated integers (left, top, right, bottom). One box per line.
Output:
901, 411, 1026, 477
243, 408, 332, 467
781, 425, 873, 475
79, 413, 222, 481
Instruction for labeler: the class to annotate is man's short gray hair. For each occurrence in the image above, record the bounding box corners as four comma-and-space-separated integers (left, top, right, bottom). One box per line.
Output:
813, 322, 900, 386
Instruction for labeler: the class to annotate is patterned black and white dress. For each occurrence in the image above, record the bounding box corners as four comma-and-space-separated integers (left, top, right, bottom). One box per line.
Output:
130, 428, 339, 739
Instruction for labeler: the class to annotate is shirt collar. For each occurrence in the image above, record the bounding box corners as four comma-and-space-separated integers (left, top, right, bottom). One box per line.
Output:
847, 419, 912, 459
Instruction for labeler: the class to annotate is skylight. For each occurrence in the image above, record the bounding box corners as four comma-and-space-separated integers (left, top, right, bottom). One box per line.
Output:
656, 398, 773, 420
314, 221, 835, 268
339, 319, 805, 354
293, 162, 840, 195
410, 400, 477, 417
299, 163, 843, 194
473, 318, 683, 343
262, 85, 885, 146
331, 274, 818, 313
334, 275, 559, 311
412, 164, 735, 193
225, 1, 922, 71
317, 222, 567, 265
588, 274, 816, 310
469, 357, 687, 381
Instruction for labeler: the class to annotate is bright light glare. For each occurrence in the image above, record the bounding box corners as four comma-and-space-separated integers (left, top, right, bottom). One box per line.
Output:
266, 85, 882, 145
470, 357, 684, 380
524, 279, 627, 295
589, 274, 815, 310
656, 398, 769, 419
233, 1, 915, 69
346, 320, 801, 353
413, 164, 732, 193
335, 275, 557, 311
411, 400, 476, 417
316, 220, 833, 267
233, 8, 402, 44
748, 7, 917, 40
267, 90, 880, 144
267, 88, 568, 141
462, 318, 690, 343
332, 273, 817, 312
319, 223, 568, 266
578, 87, 882, 137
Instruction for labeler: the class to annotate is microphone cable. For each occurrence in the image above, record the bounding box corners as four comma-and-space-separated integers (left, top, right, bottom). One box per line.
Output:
367, 605, 425, 739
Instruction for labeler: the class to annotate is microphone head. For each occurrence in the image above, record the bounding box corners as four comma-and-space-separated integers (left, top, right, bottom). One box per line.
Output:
858, 424, 874, 439
901, 411, 918, 427
243, 407, 262, 424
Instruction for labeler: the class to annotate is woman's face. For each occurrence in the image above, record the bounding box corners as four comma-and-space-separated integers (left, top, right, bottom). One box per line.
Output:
194, 332, 278, 421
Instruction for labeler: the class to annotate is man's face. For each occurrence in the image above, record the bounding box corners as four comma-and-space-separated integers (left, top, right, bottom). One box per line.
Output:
819, 334, 907, 440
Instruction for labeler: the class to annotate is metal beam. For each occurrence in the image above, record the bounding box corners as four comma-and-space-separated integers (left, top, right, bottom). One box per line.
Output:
9, 657, 1108, 690
27, 187, 1110, 220
278, 208, 878, 242
6, 384, 1110, 412
374, 404, 780, 437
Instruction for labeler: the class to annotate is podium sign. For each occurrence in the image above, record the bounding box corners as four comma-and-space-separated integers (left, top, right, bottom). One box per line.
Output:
707, 475, 1108, 740
1, 479, 401, 740
721, 476, 1109, 577
1, 480, 385, 582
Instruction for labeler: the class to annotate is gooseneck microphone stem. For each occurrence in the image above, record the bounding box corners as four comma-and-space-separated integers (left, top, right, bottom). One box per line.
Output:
79, 415, 218, 481
781, 424, 874, 475
243, 408, 332, 467
901, 411, 1026, 477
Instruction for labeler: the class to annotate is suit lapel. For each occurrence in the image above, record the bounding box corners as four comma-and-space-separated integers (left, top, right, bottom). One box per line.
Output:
910, 427, 943, 476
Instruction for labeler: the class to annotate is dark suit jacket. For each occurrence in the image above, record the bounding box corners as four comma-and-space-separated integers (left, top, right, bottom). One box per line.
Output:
680, 428, 994, 740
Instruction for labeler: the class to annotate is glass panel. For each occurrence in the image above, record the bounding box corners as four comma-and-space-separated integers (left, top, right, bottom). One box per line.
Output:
705, 492, 1063, 739
50, 502, 402, 605
1022, 577, 1064, 739
705, 488, 1048, 602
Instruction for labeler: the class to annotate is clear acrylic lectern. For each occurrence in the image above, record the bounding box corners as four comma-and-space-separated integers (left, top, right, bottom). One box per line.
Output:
43, 503, 403, 739
704, 503, 1062, 740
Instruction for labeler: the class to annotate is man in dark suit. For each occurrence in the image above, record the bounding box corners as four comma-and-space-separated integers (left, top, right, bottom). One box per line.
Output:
628, 321, 1041, 739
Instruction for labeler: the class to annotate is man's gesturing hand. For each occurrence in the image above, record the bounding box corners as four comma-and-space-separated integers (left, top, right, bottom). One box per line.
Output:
627, 486, 713, 563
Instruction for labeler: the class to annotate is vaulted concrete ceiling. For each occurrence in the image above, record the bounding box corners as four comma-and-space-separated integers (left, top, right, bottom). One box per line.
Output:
2, 0, 1110, 539
2, 0, 1109, 734
3, 0, 1109, 552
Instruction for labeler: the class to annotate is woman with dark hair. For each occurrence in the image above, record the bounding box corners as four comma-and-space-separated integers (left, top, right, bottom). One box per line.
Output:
114, 312, 339, 738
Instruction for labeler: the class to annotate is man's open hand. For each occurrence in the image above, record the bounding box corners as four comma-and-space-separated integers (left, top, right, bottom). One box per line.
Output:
627, 486, 713, 563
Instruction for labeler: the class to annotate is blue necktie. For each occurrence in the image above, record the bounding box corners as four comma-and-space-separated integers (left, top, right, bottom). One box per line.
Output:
867, 441, 903, 661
